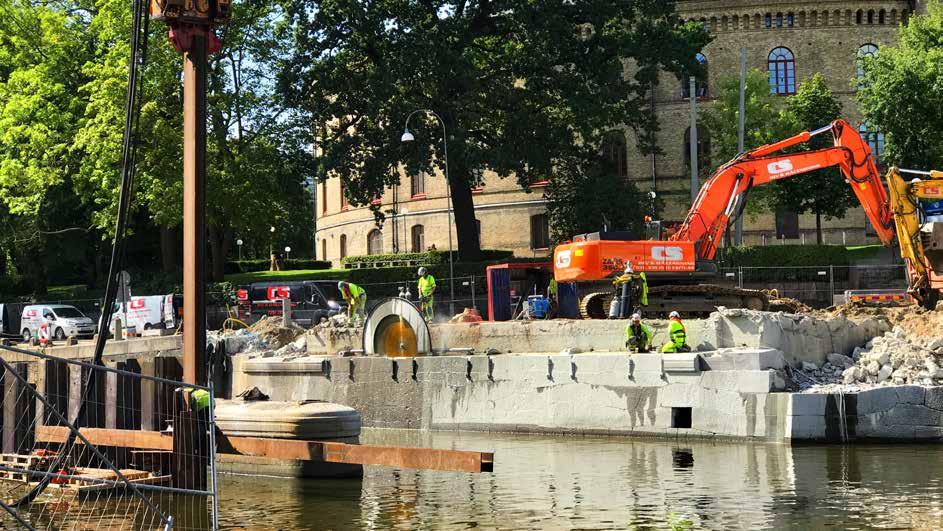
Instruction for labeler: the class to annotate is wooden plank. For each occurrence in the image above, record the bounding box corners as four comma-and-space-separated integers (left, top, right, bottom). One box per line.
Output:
139, 359, 156, 431
32, 361, 45, 431
222, 436, 494, 473
2, 364, 15, 453
35, 426, 173, 451
67, 364, 82, 425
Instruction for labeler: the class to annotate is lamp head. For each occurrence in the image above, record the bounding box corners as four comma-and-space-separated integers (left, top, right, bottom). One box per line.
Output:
401, 129, 415, 143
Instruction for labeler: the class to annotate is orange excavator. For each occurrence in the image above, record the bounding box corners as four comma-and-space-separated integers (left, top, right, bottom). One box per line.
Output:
554, 119, 898, 317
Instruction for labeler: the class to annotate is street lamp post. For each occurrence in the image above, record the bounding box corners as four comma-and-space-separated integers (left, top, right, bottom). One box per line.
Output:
401, 109, 455, 317
285, 246, 292, 261
270, 226, 276, 271
236, 239, 243, 261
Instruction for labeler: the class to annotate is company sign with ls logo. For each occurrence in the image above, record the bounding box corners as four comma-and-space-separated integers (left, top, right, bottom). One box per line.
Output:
555, 250, 572, 268
767, 160, 794, 175
267, 286, 290, 300
652, 246, 684, 261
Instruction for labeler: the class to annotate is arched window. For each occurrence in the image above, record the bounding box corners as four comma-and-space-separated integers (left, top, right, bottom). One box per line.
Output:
410, 225, 425, 252
321, 239, 327, 261
768, 47, 796, 95
339, 234, 347, 259
681, 53, 708, 99
868, 9, 875, 24
856, 9, 863, 24
367, 229, 383, 255
340, 180, 348, 210
764, 13, 772, 28
879, 9, 886, 24
776, 12, 783, 27
411, 171, 425, 197
786, 13, 794, 27
684, 126, 711, 175
601, 131, 629, 179
859, 123, 885, 164
857, 44, 878, 87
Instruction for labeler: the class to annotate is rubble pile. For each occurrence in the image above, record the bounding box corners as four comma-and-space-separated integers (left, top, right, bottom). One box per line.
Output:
802, 305, 943, 392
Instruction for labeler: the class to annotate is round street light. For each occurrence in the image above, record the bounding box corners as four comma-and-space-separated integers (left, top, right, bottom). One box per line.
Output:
401, 129, 415, 143
285, 246, 291, 261
236, 239, 243, 261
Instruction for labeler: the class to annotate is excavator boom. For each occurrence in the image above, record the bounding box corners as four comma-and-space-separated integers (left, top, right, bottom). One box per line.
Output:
672, 119, 896, 260
886, 167, 943, 309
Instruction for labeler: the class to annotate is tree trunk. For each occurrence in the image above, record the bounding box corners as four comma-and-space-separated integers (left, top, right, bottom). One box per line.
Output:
449, 178, 482, 262
160, 226, 178, 273
207, 225, 232, 282
815, 212, 823, 245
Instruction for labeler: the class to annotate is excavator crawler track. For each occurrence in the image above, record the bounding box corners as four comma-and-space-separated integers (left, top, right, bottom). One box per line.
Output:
579, 292, 612, 320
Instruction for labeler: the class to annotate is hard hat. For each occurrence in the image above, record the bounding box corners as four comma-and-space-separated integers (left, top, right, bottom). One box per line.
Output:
418, 267, 428, 276
338, 281, 348, 290
631, 313, 641, 322
669, 311, 680, 319
624, 262, 634, 273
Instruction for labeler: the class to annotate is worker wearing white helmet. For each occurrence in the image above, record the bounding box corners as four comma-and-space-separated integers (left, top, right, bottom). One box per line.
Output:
338, 281, 367, 324
417, 267, 437, 321
624, 313, 652, 353
661, 310, 691, 353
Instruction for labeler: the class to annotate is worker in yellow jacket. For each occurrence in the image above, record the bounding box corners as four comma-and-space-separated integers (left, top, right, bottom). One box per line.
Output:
338, 281, 367, 324
624, 313, 653, 353
417, 267, 436, 321
661, 311, 691, 353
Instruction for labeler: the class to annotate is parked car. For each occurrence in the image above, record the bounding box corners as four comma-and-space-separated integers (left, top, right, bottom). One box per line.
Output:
21, 304, 95, 341
237, 280, 346, 325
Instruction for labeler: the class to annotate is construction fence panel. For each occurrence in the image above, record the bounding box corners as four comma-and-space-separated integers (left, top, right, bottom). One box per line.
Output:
359, 275, 489, 320
0, 344, 218, 530
718, 265, 909, 308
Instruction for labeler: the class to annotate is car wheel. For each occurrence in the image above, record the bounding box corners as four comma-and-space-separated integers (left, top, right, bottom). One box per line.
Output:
22, 329, 30, 342
54, 328, 66, 340
144, 323, 153, 330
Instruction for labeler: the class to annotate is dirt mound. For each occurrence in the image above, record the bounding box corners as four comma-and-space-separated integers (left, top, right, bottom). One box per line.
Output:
247, 316, 302, 348
767, 296, 811, 314
823, 303, 943, 341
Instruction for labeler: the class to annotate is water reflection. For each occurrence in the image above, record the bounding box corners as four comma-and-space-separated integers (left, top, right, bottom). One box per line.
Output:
217, 430, 943, 530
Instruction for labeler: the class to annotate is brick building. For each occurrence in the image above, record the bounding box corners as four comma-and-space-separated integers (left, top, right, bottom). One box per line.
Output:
315, 1, 925, 264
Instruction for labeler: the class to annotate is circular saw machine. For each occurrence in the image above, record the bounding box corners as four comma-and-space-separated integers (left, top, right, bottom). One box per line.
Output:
362, 298, 432, 357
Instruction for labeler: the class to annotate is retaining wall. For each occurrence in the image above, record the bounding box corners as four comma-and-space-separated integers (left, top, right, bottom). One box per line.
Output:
231, 349, 943, 442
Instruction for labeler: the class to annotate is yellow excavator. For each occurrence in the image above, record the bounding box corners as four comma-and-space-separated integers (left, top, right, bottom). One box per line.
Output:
886, 167, 943, 310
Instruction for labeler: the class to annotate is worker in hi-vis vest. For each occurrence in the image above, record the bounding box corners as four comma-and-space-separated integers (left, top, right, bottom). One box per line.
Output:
417, 267, 436, 321
661, 311, 691, 353
338, 281, 367, 324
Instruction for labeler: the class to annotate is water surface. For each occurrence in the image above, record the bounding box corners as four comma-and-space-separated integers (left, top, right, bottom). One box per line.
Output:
217, 429, 943, 530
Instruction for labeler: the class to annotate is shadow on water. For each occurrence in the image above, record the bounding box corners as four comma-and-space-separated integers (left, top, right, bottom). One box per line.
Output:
216, 430, 943, 530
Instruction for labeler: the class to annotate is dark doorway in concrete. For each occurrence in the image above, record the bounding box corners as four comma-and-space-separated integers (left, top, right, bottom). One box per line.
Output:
672, 407, 692, 429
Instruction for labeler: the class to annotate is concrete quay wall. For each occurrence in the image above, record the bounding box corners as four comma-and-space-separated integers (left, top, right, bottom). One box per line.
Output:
311, 310, 888, 368
232, 350, 943, 442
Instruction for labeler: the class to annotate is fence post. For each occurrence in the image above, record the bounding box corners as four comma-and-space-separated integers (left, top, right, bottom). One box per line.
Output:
738, 266, 743, 289
829, 265, 835, 304
470, 276, 476, 310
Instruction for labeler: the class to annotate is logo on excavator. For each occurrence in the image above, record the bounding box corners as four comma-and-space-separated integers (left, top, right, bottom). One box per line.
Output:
555, 250, 572, 268
652, 246, 684, 261
767, 160, 794, 175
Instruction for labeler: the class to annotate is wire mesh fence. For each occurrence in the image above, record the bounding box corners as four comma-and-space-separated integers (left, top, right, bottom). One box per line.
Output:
718, 264, 909, 307
0, 345, 218, 530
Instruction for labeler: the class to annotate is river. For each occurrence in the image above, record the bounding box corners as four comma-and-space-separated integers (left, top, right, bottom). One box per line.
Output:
216, 429, 943, 530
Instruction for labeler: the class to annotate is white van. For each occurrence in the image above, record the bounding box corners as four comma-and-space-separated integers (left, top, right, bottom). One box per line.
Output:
106, 295, 170, 334
21, 305, 95, 341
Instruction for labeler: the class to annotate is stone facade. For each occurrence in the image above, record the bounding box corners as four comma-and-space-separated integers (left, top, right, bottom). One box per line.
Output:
315, 0, 924, 264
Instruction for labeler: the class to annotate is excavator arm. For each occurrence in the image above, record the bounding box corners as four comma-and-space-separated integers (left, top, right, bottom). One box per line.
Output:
886, 166, 943, 309
671, 119, 896, 260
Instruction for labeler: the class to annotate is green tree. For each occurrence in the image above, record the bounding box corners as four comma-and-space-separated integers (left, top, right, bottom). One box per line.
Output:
701, 69, 790, 218
545, 155, 649, 245
858, 2, 943, 169
773, 73, 852, 244
278, 1, 709, 261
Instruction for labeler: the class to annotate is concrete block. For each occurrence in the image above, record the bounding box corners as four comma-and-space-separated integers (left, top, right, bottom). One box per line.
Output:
790, 393, 827, 416
735, 371, 775, 394
895, 385, 927, 405
571, 354, 630, 386
914, 426, 943, 440
925, 387, 943, 411
662, 353, 702, 373
885, 404, 943, 427
790, 415, 827, 440
657, 383, 700, 408
701, 348, 786, 371
630, 354, 664, 374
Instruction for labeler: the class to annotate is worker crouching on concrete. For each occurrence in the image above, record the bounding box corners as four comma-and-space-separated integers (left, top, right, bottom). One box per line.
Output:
661, 311, 691, 353
624, 313, 652, 353
339, 281, 367, 325
418, 267, 436, 321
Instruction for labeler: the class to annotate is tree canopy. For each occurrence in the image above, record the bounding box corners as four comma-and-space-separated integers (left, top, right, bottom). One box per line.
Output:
858, 3, 943, 169
278, 0, 709, 260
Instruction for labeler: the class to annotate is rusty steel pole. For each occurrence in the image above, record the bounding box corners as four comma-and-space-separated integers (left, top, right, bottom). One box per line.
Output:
183, 32, 208, 385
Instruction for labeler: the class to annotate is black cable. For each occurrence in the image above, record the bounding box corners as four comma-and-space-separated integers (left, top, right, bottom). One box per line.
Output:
12, 0, 150, 508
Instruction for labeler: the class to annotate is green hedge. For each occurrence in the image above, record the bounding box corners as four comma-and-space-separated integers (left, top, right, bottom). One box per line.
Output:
716, 245, 855, 268
341, 249, 515, 268
224, 259, 332, 274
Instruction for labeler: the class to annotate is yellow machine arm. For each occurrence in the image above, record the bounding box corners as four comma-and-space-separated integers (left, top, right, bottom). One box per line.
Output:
885, 166, 943, 309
